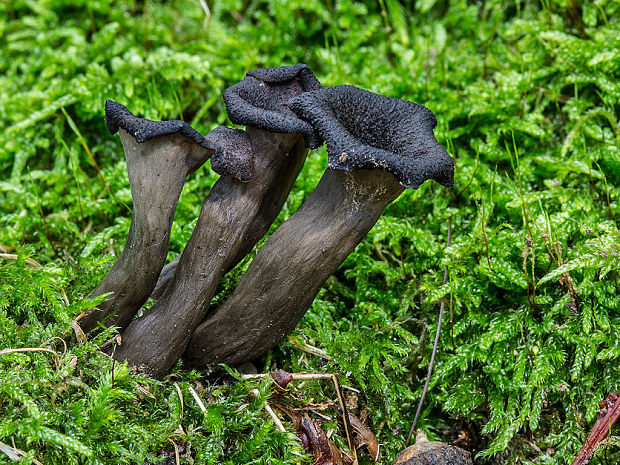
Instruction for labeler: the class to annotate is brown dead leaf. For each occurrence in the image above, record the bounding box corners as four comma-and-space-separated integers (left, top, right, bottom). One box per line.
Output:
71, 320, 87, 344
152, 440, 189, 465
276, 404, 344, 465
294, 400, 336, 411
137, 383, 157, 403
345, 392, 358, 411
328, 440, 345, 465
193, 381, 206, 394
271, 369, 294, 391
347, 411, 381, 463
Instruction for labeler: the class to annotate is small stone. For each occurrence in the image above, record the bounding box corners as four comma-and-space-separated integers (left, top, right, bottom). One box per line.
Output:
394, 430, 472, 465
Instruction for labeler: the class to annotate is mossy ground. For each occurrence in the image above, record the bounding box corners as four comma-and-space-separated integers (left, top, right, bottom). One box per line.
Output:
0, 1, 618, 463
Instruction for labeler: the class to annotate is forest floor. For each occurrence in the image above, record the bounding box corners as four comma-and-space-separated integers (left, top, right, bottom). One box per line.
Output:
0, 1, 618, 464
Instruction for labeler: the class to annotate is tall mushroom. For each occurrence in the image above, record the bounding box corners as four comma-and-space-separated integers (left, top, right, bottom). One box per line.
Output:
80, 101, 215, 333
183, 85, 454, 373
150, 64, 323, 300
115, 65, 324, 377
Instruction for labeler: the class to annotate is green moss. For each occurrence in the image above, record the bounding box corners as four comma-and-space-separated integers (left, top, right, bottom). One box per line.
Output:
1, 0, 618, 463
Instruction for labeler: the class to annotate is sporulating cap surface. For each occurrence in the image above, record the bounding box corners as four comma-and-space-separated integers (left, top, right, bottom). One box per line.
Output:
204, 126, 254, 182
288, 85, 454, 189
223, 64, 324, 148
105, 101, 256, 181
105, 100, 208, 146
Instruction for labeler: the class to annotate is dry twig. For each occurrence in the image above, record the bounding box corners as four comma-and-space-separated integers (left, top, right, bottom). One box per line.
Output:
406, 217, 452, 446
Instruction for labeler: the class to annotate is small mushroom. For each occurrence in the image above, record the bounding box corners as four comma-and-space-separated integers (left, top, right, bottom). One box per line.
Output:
115, 65, 323, 377
183, 85, 453, 373
80, 101, 214, 333
394, 430, 472, 465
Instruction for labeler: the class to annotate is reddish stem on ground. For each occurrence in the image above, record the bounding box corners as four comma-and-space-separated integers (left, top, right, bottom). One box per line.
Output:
571, 392, 620, 465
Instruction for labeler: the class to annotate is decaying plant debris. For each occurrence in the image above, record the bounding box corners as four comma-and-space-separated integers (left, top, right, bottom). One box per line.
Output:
246, 370, 383, 464
571, 392, 620, 465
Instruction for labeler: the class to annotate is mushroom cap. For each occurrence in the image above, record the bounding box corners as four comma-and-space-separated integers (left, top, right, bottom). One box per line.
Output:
204, 126, 254, 182
105, 100, 254, 181
288, 85, 454, 189
105, 100, 208, 147
223, 64, 324, 149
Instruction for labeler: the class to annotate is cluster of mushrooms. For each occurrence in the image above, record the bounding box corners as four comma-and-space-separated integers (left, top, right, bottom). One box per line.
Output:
80, 64, 454, 379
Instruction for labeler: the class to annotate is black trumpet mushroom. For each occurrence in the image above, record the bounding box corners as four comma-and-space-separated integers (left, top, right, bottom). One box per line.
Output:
183, 85, 454, 373
80, 101, 215, 333
115, 65, 324, 377
150, 63, 324, 298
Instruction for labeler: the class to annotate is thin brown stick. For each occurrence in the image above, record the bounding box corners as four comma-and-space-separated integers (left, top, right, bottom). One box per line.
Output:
243, 371, 358, 462
571, 393, 620, 465
456, 156, 479, 198
0, 347, 60, 369
0, 253, 42, 268
69, 156, 86, 234
571, 395, 585, 436
330, 373, 357, 462
37, 201, 57, 255
406, 216, 452, 446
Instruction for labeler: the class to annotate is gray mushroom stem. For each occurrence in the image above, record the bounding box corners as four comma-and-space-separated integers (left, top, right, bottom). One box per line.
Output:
149, 130, 299, 300
150, 256, 180, 300
81, 128, 211, 333
114, 128, 307, 377
182, 168, 404, 373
